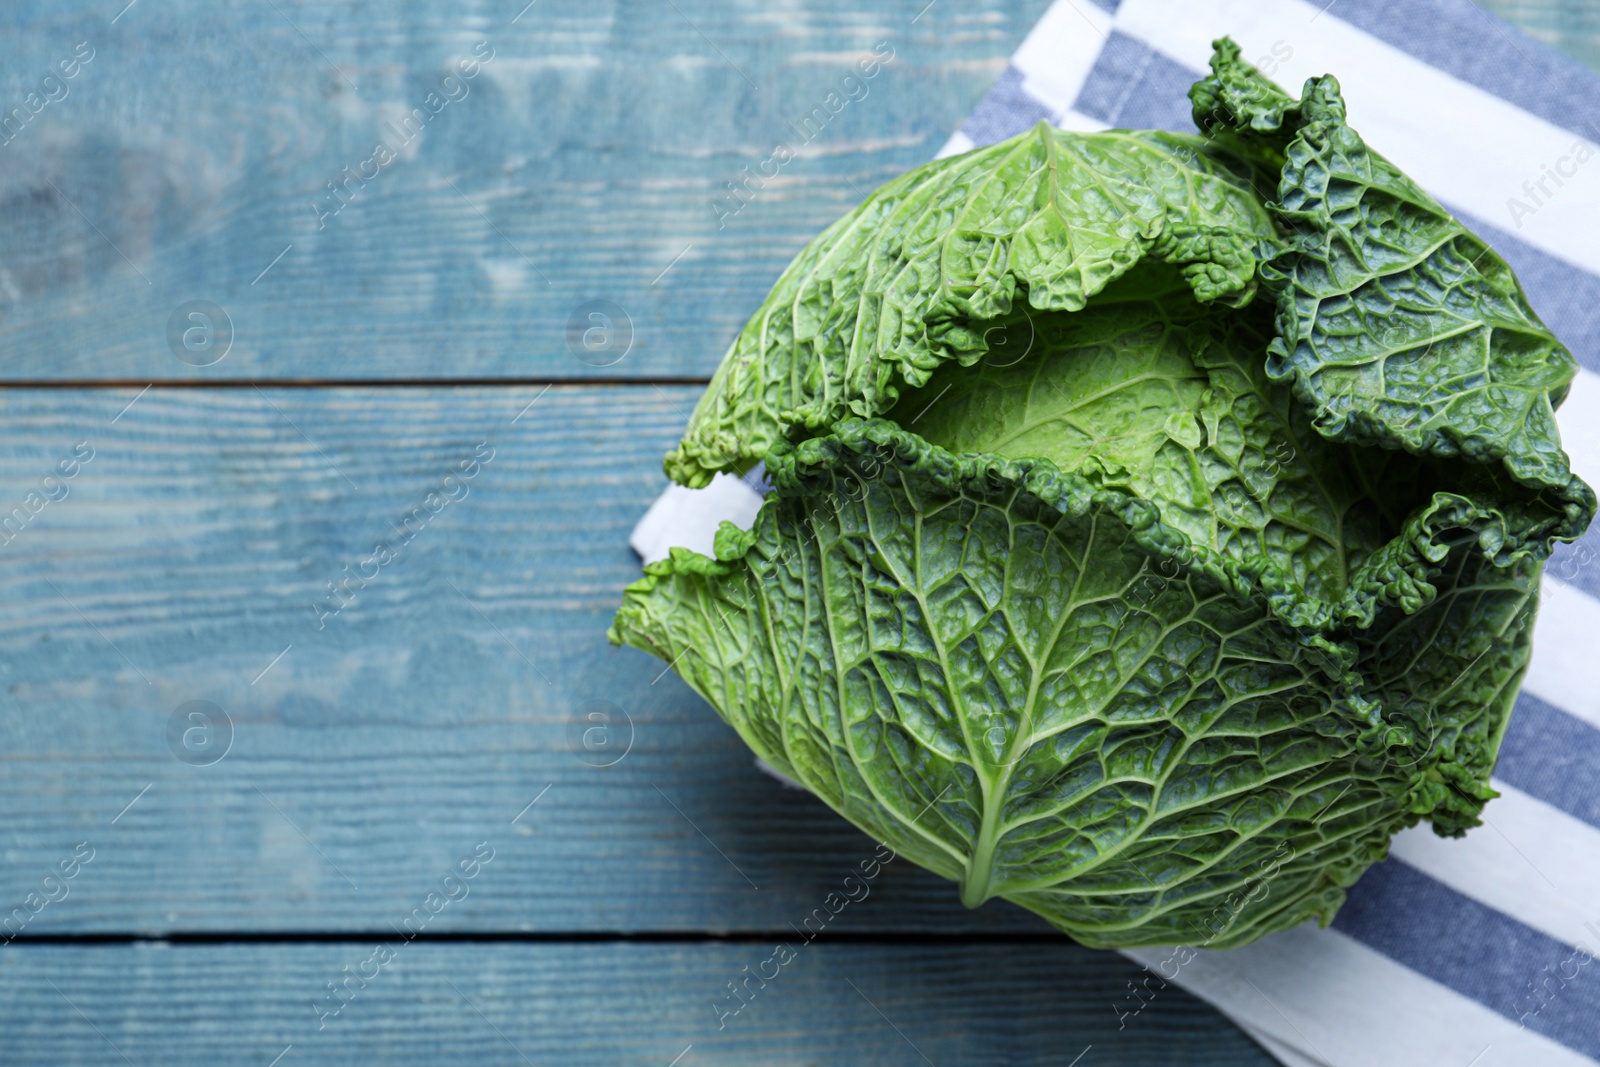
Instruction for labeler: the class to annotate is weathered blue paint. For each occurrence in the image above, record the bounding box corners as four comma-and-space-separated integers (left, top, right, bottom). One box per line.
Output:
0, 0, 1054, 382
0, 0, 1581, 1063
0, 942, 1278, 1065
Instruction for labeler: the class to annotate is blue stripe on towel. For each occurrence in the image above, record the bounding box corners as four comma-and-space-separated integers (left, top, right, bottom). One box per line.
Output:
1325, 0, 1600, 144
1548, 536, 1600, 602
1335, 859, 1600, 1057
961, 65, 1057, 148
1071, 31, 1195, 132
1497, 693, 1600, 829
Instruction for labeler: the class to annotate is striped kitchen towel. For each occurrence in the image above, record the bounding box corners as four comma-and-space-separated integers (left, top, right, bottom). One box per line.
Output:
631, 2, 1600, 1063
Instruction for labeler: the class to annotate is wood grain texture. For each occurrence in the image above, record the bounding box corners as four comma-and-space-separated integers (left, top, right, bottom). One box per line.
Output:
0, 0, 1051, 382
0, 941, 1277, 1066
3, 4, 1588, 1064
0, 384, 1063, 934
1480, 0, 1600, 71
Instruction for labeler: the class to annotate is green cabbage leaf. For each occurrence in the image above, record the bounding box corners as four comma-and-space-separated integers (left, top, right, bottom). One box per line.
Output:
664, 124, 1276, 487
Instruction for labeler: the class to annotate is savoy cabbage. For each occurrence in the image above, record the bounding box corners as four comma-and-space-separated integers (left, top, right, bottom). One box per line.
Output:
610, 41, 1595, 948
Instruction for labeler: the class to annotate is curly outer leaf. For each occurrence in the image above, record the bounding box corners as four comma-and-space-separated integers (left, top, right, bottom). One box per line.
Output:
1191, 39, 1595, 535
664, 124, 1277, 487
614, 421, 1527, 948
1353, 549, 1535, 836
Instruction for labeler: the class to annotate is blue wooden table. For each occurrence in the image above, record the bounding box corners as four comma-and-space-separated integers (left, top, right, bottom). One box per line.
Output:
0, 1, 1579, 1063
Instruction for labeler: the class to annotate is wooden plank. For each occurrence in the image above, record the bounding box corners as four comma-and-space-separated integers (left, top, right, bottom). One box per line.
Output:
0, 384, 1060, 933
0, 0, 1049, 382
0, 941, 1276, 1066
1480, 0, 1600, 71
